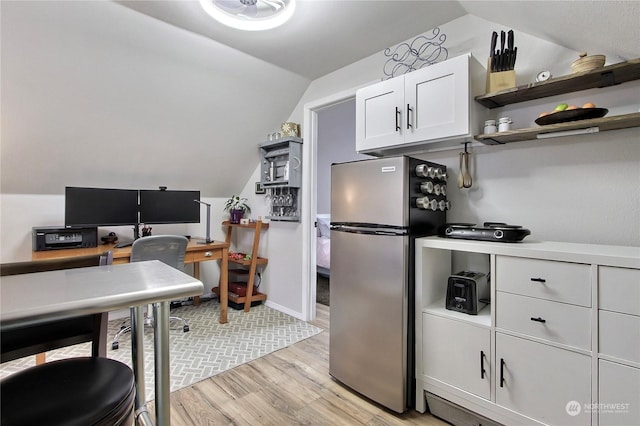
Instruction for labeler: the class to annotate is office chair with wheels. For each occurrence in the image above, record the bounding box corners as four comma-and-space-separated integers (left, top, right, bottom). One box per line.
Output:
1, 252, 136, 426
111, 234, 191, 350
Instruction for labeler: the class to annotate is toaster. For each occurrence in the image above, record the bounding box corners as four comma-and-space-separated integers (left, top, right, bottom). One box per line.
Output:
446, 271, 489, 315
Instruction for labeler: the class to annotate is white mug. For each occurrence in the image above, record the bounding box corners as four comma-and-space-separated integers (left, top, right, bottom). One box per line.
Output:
498, 117, 512, 132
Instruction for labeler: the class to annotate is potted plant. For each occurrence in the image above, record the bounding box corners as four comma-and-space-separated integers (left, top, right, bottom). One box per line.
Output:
224, 195, 251, 224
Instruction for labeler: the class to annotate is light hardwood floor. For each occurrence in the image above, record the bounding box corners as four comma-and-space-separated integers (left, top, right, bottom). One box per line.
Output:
148, 304, 448, 425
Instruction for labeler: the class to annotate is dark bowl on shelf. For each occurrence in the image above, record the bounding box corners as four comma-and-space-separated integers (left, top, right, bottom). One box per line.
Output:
535, 108, 608, 126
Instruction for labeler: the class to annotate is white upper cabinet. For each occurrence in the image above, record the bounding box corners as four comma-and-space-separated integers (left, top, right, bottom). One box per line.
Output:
355, 77, 405, 152
356, 53, 485, 156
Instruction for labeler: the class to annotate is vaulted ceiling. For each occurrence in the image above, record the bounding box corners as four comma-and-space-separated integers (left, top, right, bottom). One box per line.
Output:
117, 0, 639, 80
2, 1, 638, 197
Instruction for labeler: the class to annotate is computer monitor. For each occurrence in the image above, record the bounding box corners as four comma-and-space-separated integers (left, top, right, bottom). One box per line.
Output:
139, 190, 200, 224
65, 187, 139, 227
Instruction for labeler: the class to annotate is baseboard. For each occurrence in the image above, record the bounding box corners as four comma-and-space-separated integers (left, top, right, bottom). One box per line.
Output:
265, 300, 304, 321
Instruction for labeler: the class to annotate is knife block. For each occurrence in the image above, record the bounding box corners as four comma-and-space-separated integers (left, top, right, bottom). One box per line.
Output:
486, 57, 516, 93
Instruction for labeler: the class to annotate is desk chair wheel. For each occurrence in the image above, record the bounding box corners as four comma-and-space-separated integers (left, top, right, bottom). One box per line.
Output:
112, 342, 119, 350
183, 324, 190, 332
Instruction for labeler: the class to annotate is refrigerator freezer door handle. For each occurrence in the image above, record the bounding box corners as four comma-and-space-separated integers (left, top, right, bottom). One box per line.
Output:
330, 226, 407, 236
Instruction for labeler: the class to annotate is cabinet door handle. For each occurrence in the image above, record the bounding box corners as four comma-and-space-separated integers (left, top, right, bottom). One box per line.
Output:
530, 277, 546, 283
500, 358, 506, 387
480, 350, 486, 379
406, 104, 413, 129
395, 107, 401, 131
530, 316, 546, 323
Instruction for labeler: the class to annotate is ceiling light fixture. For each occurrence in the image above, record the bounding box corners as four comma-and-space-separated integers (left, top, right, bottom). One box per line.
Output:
199, 0, 296, 31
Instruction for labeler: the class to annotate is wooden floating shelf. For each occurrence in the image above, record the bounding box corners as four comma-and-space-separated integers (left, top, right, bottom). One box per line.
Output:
475, 112, 640, 145
475, 59, 640, 109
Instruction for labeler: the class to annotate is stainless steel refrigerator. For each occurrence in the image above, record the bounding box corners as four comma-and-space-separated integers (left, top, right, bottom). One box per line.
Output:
329, 156, 447, 413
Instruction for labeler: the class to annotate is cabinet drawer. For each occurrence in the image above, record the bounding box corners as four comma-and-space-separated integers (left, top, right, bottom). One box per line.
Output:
599, 310, 640, 363
599, 360, 640, 426
599, 266, 640, 316
187, 250, 220, 263
497, 292, 591, 350
496, 256, 591, 307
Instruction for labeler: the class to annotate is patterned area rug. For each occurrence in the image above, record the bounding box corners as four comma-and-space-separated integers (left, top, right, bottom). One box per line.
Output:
0, 300, 322, 401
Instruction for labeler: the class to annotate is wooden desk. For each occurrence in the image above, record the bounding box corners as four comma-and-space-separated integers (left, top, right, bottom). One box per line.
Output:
32, 238, 231, 324
1, 260, 203, 426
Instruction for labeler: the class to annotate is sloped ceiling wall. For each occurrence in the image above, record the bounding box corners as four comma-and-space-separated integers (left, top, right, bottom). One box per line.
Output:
2, 1, 638, 199
0, 1, 309, 196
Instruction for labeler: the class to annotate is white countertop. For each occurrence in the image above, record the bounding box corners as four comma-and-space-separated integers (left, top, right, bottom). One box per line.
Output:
416, 236, 640, 269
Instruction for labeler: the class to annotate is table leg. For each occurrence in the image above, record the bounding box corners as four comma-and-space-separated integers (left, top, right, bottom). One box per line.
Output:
154, 301, 171, 426
131, 306, 153, 426
219, 247, 229, 324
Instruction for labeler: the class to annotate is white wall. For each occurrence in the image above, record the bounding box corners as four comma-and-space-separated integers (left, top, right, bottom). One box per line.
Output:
0, 1, 308, 196
266, 14, 640, 319
0, 0, 306, 287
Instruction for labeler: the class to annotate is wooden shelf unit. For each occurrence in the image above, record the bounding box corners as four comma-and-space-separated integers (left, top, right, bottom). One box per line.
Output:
475, 112, 640, 145
213, 220, 269, 312
475, 58, 640, 108
472, 58, 640, 144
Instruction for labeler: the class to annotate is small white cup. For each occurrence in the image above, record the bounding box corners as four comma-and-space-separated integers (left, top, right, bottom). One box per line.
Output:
498, 117, 512, 132
484, 120, 497, 134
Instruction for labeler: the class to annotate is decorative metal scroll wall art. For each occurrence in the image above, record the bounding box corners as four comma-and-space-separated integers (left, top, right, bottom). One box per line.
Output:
383, 27, 448, 79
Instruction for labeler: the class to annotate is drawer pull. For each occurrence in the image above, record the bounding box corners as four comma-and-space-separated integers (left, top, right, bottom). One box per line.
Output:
530, 316, 546, 323
500, 358, 506, 387
480, 350, 486, 379
530, 277, 546, 283
204, 251, 213, 257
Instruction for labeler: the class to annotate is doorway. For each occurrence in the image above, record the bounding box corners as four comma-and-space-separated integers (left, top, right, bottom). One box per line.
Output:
302, 88, 370, 320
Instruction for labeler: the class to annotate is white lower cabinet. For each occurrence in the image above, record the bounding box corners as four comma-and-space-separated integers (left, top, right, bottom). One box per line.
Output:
415, 238, 639, 426
598, 266, 640, 426
422, 313, 490, 400
598, 360, 640, 425
495, 333, 591, 426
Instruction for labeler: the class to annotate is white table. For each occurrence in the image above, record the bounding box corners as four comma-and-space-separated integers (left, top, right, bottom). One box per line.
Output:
0, 260, 203, 426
